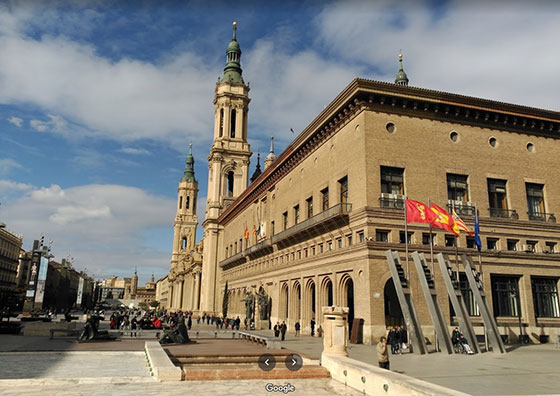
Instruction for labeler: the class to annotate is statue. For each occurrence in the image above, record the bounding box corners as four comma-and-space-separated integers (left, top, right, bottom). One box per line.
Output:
78, 313, 115, 341
242, 292, 254, 319
257, 289, 269, 320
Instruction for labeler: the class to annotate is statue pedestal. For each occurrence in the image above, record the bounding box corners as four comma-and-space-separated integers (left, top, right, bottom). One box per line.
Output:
321, 306, 349, 357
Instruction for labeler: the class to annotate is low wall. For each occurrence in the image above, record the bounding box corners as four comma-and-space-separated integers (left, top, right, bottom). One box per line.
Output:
23, 321, 76, 337
321, 353, 470, 396
144, 341, 182, 382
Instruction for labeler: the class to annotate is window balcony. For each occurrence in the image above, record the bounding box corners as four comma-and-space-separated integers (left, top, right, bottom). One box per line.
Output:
379, 194, 405, 210
447, 201, 476, 217
528, 212, 556, 223
244, 239, 273, 259
271, 203, 351, 248
488, 208, 518, 219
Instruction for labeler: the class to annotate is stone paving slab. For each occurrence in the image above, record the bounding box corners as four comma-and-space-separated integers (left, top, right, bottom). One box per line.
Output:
0, 378, 362, 396
0, 335, 147, 352
0, 351, 149, 380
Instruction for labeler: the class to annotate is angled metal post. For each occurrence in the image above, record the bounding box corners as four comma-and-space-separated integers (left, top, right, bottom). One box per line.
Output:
411, 251, 454, 354
436, 253, 480, 353
385, 250, 427, 354
460, 254, 506, 353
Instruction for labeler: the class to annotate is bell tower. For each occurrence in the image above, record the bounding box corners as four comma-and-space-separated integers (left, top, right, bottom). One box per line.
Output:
201, 21, 252, 313
171, 143, 199, 271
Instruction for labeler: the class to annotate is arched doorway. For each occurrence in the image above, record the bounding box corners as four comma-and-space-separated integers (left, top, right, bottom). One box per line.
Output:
384, 278, 404, 327
280, 283, 289, 321
291, 282, 301, 329
340, 275, 355, 338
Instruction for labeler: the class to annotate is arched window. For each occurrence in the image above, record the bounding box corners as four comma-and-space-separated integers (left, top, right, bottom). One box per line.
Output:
219, 108, 224, 137
186, 196, 190, 209
182, 237, 187, 250
227, 171, 234, 197
230, 109, 236, 138
179, 196, 182, 209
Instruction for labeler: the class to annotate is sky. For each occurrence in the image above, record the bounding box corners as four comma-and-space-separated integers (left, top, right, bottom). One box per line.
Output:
1, 0, 559, 284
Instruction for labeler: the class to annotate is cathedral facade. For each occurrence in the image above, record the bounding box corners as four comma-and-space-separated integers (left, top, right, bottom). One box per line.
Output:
165, 23, 560, 344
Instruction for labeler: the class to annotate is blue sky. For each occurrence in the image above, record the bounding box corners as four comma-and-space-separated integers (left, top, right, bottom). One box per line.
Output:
1, 0, 559, 284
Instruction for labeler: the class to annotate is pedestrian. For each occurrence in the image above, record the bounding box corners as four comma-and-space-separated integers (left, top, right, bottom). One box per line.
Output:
274, 322, 280, 337
197, 316, 200, 325
131, 317, 137, 338
398, 326, 408, 351
280, 321, 287, 341
377, 336, 390, 370
187, 315, 192, 330
310, 318, 316, 336
295, 321, 300, 337
235, 316, 240, 330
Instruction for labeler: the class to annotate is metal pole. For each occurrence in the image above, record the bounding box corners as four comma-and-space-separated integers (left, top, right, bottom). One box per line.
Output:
404, 196, 409, 280
428, 198, 437, 351
475, 205, 489, 352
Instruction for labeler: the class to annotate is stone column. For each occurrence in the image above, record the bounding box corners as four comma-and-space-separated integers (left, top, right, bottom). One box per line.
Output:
321, 306, 349, 357
193, 272, 201, 312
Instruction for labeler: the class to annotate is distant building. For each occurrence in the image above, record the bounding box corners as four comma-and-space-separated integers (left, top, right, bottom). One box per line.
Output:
155, 275, 169, 308
0, 226, 23, 311
124, 271, 157, 305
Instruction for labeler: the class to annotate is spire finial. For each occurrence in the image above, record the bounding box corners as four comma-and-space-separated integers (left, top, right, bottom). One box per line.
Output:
269, 136, 275, 154
395, 50, 409, 86
233, 21, 237, 40
189, 142, 193, 154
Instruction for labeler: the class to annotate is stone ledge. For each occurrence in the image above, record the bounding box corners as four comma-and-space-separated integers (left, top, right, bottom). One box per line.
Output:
321, 353, 470, 396
144, 342, 182, 382
23, 321, 76, 337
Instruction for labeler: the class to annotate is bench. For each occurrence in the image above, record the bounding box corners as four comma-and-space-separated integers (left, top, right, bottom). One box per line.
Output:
49, 328, 80, 340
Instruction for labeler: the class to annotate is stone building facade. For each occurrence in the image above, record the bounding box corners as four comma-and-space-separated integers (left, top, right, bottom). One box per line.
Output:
166, 24, 560, 344
0, 227, 23, 311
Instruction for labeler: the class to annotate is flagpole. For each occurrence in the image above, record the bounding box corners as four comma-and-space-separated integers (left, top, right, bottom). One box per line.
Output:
404, 196, 409, 280
428, 198, 435, 274
475, 204, 489, 352
453, 202, 459, 283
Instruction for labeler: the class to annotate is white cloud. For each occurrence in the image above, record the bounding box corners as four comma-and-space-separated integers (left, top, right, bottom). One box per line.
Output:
119, 147, 151, 155
29, 114, 68, 132
0, 179, 33, 192
0, 158, 23, 175
7, 116, 23, 127
0, 183, 177, 279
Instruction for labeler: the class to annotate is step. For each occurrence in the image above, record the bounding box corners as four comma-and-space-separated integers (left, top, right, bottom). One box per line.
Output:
175, 356, 267, 365
182, 365, 330, 381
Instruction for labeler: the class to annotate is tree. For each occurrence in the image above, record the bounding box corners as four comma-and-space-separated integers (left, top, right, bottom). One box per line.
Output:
222, 281, 229, 319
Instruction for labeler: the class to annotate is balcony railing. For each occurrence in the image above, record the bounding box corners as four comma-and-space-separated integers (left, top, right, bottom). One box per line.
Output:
271, 203, 351, 247
379, 197, 405, 210
489, 208, 518, 219
528, 212, 556, 223
244, 238, 273, 259
447, 203, 476, 217
219, 251, 246, 268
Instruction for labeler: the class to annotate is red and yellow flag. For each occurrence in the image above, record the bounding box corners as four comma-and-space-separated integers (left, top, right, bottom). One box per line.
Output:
243, 225, 249, 240
252, 225, 257, 236
452, 209, 474, 236
429, 203, 459, 236
406, 199, 431, 224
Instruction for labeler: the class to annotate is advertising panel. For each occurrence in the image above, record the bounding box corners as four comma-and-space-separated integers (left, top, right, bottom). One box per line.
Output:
34, 256, 49, 303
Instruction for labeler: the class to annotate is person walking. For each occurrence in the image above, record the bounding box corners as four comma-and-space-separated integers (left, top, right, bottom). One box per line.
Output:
295, 321, 300, 337
310, 318, 316, 337
377, 336, 390, 370
273, 322, 280, 337
280, 321, 287, 341
130, 317, 138, 338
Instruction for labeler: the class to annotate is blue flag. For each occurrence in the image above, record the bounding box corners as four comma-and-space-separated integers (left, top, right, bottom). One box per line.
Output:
474, 214, 482, 252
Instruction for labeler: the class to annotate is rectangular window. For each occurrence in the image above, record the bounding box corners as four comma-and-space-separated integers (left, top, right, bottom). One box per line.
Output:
319, 244, 324, 253
380, 166, 404, 195
488, 178, 509, 218
321, 187, 329, 211
282, 211, 288, 230
447, 174, 469, 202
532, 277, 560, 318
422, 233, 432, 245
466, 237, 475, 249
358, 231, 365, 243
445, 235, 456, 247
347, 235, 353, 246
306, 196, 313, 218
298, 250, 301, 259
450, 272, 481, 316
507, 239, 518, 251
526, 240, 538, 253
491, 275, 520, 317
376, 230, 389, 242
293, 205, 300, 225
337, 238, 343, 248
239, 239, 242, 252
487, 238, 498, 250
304, 249, 308, 258
327, 240, 333, 250
312, 246, 316, 255
399, 231, 412, 244
338, 176, 348, 205
545, 242, 557, 253
526, 183, 545, 221
234, 241, 237, 253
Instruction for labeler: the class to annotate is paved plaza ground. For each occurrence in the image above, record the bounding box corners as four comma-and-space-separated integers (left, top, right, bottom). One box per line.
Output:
1, 320, 559, 395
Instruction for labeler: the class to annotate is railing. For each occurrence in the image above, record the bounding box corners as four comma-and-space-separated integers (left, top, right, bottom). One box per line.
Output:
244, 239, 272, 258
447, 203, 476, 217
219, 251, 246, 268
379, 197, 405, 210
489, 208, 518, 219
271, 203, 351, 246
528, 212, 556, 223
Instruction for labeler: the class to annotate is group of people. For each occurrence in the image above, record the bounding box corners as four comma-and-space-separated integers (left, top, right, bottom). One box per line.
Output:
451, 327, 475, 354
272, 318, 318, 341
386, 326, 408, 354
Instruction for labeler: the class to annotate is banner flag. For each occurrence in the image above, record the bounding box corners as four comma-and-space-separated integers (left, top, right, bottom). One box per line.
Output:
429, 203, 459, 235
405, 199, 431, 224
